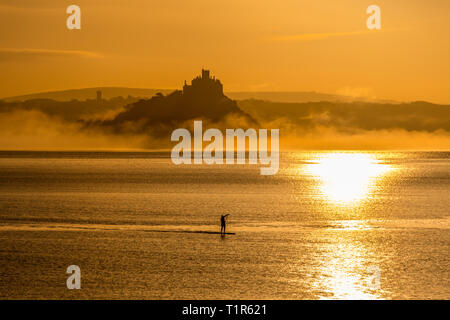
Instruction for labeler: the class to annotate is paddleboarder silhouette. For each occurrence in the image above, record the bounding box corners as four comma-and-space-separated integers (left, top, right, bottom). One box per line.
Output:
220, 214, 230, 235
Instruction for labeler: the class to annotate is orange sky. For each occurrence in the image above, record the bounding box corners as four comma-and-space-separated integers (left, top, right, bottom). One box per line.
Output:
1, 0, 450, 103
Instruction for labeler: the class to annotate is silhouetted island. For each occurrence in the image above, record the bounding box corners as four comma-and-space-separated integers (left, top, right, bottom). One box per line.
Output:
96, 69, 258, 136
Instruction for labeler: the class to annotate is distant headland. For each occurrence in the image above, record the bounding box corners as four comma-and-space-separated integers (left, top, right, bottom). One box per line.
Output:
95, 69, 258, 136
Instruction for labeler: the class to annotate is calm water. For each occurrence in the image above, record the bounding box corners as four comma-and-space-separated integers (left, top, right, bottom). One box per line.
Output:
0, 151, 449, 299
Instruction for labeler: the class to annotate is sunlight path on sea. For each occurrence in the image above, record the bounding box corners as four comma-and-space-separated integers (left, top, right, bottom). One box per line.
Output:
300, 153, 394, 205
291, 152, 395, 299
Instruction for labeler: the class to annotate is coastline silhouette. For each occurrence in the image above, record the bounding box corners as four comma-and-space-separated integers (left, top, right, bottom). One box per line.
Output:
1, 70, 449, 151
94, 69, 258, 137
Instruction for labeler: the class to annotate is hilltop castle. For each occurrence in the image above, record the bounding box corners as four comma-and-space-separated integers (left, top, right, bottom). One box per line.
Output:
183, 69, 223, 98
100, 69, 258, 137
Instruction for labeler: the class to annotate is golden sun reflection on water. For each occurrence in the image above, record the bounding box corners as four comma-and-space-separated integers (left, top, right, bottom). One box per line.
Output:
316, 240, 383, 300
309, 222, 384, 300
304, 153, 393, 205
298, 153, 393, 299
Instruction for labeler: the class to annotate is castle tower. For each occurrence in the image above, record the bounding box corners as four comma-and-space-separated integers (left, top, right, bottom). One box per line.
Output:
201, 69, 210, 79
183, 69, 223, 96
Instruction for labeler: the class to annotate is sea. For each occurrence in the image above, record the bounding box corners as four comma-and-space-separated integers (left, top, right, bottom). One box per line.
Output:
0, 151, 448, 299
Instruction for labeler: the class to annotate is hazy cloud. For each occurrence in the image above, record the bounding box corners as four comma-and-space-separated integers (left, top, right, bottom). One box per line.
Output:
267, 27, 410, 43
336, 86, 377, 101
1, 89, 449, 151
0, 0, 58, 9
268, 30, 372, 43
0, 109, 156, 151
0, 48, 103, 61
